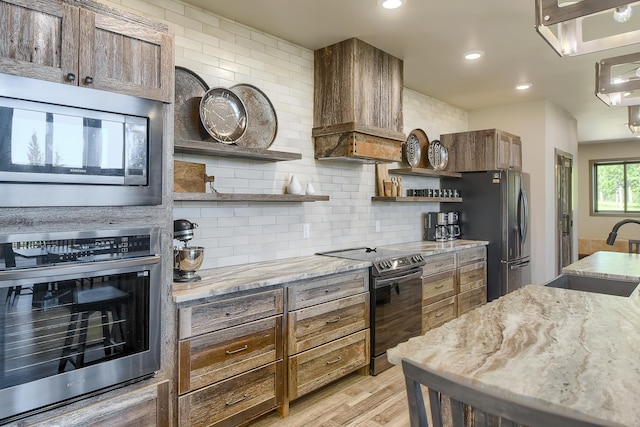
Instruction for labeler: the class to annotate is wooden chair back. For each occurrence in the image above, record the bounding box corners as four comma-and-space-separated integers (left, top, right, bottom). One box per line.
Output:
401, 359, 617, 427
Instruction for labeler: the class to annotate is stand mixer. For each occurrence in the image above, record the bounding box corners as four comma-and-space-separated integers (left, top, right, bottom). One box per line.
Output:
173, 219, 204, 282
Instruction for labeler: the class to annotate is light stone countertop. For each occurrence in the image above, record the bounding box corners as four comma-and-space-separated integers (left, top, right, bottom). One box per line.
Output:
172, 239, 488, 304
387, 251, 640, 426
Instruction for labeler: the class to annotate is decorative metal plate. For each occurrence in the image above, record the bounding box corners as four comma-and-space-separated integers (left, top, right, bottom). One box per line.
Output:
199, 87, 248, 144
230, 83, 278, 149
404, 133, 421, 167
428, 139, 449, 170
174, 66, 211, 141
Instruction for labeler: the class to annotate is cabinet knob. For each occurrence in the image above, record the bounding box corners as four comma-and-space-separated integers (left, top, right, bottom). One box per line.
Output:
66, 73, 76, 82
85, 76, 94, 84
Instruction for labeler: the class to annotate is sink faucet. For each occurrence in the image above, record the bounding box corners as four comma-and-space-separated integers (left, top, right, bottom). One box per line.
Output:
606, 219, 640, 245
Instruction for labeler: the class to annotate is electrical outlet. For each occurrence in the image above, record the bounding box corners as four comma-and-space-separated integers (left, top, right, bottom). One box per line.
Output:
375, 220, 381, 232
303, 223, 310, 238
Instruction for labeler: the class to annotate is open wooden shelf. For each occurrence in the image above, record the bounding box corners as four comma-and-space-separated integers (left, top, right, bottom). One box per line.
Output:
174, 192, 330, 202
174, 139, 302, 162
371, 196, 462, 203
387, 168, 462, 178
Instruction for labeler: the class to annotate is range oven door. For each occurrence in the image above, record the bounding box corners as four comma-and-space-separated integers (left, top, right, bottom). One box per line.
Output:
0, 256, 161, 422
370, 268, 423, 375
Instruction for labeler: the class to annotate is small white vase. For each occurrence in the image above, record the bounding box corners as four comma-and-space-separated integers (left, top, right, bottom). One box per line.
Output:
306, 182, 315, 195
287, 174, 303, 195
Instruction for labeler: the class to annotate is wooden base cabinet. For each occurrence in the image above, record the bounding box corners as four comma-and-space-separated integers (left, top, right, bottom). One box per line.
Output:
286, 270, 370, 403
456, 247, 487, 316
421, 246, 488, 333
177, 288, 284, 427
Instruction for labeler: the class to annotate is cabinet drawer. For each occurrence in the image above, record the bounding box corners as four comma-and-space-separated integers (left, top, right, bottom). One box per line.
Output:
178, 362, 282, 427
422, 270, 456, 305
422, 296, 457, 333
458, 286, 487, 316
178, 316, 282, 395
457, 246, 486, 266
287, 270, 368, 310
288, 293, 369, 354
422, 253, 455, 276
178, 288, 283, 339
459, 261, 486, 293
288, 329, 370, 400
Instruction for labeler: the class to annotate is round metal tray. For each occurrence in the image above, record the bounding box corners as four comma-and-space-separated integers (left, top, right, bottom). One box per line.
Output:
174, 66, 212, 141
230, 83, 278, 149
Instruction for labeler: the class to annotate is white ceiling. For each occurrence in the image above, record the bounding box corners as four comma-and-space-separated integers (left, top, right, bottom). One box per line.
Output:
182, 0, 640, 144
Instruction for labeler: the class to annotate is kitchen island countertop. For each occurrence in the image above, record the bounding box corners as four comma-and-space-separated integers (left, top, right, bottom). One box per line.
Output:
172, 239, 488, 304
387, 251, 640, 426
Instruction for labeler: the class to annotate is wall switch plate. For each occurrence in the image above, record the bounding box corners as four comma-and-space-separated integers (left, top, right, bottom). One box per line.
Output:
375, 220, 381, 232
303, 223, 310, 238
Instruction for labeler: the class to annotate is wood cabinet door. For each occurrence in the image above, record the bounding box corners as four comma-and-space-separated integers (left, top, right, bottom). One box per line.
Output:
496, 131, 512, 170
78, 8, 173, 102
510, 137, 522, 171
0, 0, 78, 84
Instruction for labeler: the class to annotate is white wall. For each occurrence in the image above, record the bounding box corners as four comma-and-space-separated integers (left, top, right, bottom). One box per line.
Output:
468, 101, 578, 283
578, 141, 640, 241
102, 0, 469, 269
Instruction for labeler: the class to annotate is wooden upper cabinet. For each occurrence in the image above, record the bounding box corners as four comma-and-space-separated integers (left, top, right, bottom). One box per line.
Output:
0, 0, 173, 102
78, 6, 173, 102
0, 0, 79, 84
441, 129, 522, 172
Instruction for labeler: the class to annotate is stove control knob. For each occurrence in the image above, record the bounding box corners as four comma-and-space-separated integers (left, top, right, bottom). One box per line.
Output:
412, 254, 424, 263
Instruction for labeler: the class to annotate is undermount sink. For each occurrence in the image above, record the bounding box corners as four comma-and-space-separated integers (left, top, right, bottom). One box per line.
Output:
544, 274, 639, 297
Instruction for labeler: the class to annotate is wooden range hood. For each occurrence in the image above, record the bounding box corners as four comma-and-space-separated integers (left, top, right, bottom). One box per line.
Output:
312, 38, 405, 163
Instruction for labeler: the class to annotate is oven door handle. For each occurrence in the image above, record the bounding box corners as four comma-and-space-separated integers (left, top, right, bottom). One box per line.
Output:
0, 255, 161, 283
374, 269, 423, 288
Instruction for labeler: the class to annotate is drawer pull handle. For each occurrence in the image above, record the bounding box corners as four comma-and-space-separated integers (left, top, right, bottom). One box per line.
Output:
325, 287, 340, 293
325, 316, 342, 324
225, 307, 247, 316
435, 312, 444, 318
326, 356, 342, 365
435, 284, 444, 289
66, 73, 76, 82
226, 345, 248, 355
225, 393, 249, 406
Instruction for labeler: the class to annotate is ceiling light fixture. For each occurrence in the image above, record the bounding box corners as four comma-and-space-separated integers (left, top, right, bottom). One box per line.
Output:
613, 5, 633, 22
515, 83, 532, 91
628, 105, 640, 133
535, 0, 640, 56
596, 52, 640, 106
464, 50, 484, 60
379, 0, 404, 9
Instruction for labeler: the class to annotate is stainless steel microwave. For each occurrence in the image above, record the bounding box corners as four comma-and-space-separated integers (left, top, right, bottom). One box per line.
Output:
0, 73, 163, 207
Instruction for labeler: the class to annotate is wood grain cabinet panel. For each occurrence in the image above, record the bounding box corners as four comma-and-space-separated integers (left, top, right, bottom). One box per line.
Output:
287, 270, 368, 310
0, 0, 172, 102
422, 252, 455, 276
179, 362, 282, 427
457, 246, 486, 266
458, 286, 487, 316
287, 292, 369, 354
422, 269, 456, 306
458, 261, 487, 294
178, 316, 282, 395
288, 330, 370, 400
0, 0, 78, 83
441, 129, 522, 172
422, 296, 457, 332
178, 288, 283, 339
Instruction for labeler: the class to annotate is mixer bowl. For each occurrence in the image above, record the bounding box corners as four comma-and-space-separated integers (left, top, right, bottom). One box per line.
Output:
174, 247, 204, 275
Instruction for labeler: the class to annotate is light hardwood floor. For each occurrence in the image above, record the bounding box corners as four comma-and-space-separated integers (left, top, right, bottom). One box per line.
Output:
250, 366, 411, 427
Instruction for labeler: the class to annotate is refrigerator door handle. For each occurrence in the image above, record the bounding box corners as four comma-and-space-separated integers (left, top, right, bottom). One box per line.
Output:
518, 187, 529, 245
509, 259, 530, 270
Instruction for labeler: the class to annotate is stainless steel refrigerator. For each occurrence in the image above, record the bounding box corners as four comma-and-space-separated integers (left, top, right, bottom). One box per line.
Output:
442, 170, 530, 301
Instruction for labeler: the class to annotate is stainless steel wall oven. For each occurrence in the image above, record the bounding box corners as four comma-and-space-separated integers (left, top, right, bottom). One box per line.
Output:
0, 73, 163, 207
0, 228, 161, 422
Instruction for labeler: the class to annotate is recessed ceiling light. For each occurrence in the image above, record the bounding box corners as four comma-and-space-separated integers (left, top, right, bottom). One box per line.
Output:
378, 0, 405, 9
515, 83, 532, 91
464, 50, 484, 60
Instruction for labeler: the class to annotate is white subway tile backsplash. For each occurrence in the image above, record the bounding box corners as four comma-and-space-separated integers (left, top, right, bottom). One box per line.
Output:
109, 0, 468, 270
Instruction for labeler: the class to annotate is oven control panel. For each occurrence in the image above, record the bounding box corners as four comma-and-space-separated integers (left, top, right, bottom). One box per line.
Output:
1, 232, 153, 270
373, 253, 425, 275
